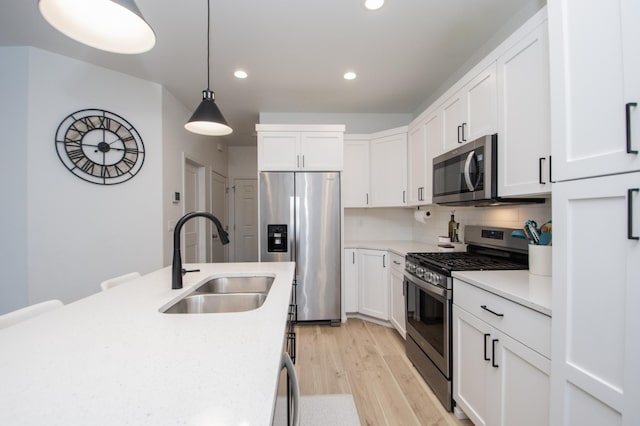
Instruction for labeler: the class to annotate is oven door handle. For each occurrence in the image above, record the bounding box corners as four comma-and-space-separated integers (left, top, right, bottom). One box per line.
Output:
405, 273, 449, 299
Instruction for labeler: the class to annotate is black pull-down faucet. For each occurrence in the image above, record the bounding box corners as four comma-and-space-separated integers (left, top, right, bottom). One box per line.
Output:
172, 211, 230, 290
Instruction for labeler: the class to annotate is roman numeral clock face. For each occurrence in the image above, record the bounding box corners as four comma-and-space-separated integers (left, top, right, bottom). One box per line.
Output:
55, 109, 145, 185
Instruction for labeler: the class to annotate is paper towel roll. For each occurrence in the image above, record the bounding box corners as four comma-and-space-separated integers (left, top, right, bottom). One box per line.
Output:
414, 210, 427, 223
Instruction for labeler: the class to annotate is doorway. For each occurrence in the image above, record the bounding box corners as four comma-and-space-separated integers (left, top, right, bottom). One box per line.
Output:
183, 158, 206, 263
210, 171, 228, 262
231, 178, 258, 262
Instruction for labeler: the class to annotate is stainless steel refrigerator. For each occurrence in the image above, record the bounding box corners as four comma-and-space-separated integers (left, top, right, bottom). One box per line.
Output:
259, 172, 341, 324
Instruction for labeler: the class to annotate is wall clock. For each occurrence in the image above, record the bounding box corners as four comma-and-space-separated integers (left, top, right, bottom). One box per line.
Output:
55, 108, 145, 185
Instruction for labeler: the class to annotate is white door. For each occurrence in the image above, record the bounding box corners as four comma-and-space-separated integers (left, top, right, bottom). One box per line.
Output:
184, 160, 205, 263
548, 0, 640, 180
257, 132, 300, 171
344, 249, 358, 313
358, 249, 389, 320
370, 133, 407, 206
210, 171, 227, 263
300, 132, 343, 170
423, 112, 443, 205
466, 62, 497, 141
498, 22, 551, 196
233, 179, 258, 262
407, 124, 426, 206
551, 172, 640, 426
343, 138, 370, 207
442, 91, 467, 151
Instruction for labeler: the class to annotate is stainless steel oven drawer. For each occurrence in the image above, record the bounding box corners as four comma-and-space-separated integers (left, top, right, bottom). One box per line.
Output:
453, 278, 551, 358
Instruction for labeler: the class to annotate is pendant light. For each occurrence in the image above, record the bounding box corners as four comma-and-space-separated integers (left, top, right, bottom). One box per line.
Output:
184, 0, 233, 136
38, 0, 156, 54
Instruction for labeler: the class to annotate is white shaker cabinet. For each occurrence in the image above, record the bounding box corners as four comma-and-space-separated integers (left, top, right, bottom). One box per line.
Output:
498, 21, 552, 197
344, 249, 359, 313
549, 0, 640, 181
453, 280, 551, 426
358, 249, 389, 321
551, 172, 640, 426
343, 136, 371, 207
370, 128, 408, 207
256, 125, 345, 171
407, 111, 442, 206
389, 252, 406, 338
443, 63, 498, 153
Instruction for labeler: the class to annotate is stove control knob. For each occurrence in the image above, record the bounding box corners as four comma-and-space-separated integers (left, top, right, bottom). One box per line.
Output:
416, 267, 424, 277
434, 275, 441, 285
426, 272, 434, 282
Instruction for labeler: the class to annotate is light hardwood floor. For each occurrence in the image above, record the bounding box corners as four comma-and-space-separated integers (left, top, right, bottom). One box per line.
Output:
293, 319, 472, 426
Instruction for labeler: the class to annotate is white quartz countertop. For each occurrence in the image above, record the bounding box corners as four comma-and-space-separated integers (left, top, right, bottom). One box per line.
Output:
0, 262, 295, 426
345, 240, 466, 256
452, 270, 552, 316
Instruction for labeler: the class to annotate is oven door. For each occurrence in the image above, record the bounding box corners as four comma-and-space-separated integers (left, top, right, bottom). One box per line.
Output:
404, 272, 451, 377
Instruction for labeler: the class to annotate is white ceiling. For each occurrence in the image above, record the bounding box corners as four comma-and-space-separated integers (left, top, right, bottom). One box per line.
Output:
0, 0, 544, 146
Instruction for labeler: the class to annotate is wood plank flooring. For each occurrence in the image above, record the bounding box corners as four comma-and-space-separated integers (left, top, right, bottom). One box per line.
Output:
293, 319, 472, 426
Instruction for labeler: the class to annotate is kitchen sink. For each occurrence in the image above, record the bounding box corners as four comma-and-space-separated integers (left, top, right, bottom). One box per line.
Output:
193, 276, 274, 294
163, 293, 267, 314
161, 275, 274, 314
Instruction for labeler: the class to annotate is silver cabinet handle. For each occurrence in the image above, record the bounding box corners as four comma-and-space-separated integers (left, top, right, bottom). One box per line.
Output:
366, 193, 369, 205
393, 260, 401, 265
352, 251, 355, 264
403, 190, 406, 203
383, 255, 386, 268
297, 155, 300, 168
461, 122, 467, 142
302, 155, 305, 168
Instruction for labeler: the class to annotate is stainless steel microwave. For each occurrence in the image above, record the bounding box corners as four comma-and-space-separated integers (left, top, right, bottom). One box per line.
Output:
432, 134, 544, 206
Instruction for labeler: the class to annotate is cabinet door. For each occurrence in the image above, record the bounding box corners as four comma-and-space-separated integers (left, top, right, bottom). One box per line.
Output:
551, 172, 640, 426
344, 249, 359, 313
343, 139, 371, 207
466, 63, 497, 141
389, 255, 406, 338
370, 132, 407, 206
452, 306, 491, 426
407, 124, 426, 206
257, 132, 300, 171
491, 330, 550, 426
358, 249, 389, 320
549, 0, 640, 180
498, 23, 551, 197
300, 132, 343, 170
423, 112, 443, 205
442, 92, 468, 152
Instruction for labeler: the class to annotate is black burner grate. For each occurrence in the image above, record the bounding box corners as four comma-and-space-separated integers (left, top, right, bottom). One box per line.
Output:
407, 252, 528, 273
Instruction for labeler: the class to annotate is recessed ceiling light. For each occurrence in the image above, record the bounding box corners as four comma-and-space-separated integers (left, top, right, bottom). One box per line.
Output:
364, 0, 384, 11
234, 70, 248, 79
344, 71, 357, 80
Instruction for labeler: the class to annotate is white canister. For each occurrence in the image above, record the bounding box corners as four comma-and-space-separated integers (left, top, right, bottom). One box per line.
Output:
528, 244, 552, 276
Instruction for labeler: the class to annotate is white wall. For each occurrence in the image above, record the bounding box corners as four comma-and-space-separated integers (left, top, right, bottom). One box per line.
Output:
228, 146, 257, 178
161, 88, 228, 266
344, 208, 414, 241
259, 112, 412, 134
22, 48, 164, 305
0, 48, 30, 314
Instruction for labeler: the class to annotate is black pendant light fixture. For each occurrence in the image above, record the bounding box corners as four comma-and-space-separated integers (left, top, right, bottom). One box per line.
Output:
38, 0, 156, 54
185, 0, 233, 136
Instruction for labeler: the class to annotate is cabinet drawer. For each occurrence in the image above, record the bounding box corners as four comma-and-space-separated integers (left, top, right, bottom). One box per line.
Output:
454, 279, 550, 358
390, 253, 405, 272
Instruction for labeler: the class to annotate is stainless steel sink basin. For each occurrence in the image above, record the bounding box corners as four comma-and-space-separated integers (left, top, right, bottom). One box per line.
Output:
163, 293, 267, 314
193, 276, 274, 294
161, 275, 274, 314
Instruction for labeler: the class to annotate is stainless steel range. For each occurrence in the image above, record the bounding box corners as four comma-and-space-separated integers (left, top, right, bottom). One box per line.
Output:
404, 225, 528, 411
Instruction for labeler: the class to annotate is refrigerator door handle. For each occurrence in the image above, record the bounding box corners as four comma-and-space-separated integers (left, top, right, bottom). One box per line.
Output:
290, 195, 296, 267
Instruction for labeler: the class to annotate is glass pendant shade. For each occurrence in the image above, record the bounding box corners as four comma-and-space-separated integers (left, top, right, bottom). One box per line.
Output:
38, 0, 156, 54
184, 90, 233, 136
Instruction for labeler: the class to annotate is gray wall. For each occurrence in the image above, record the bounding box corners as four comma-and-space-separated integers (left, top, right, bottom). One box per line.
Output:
259, 112, 412, 134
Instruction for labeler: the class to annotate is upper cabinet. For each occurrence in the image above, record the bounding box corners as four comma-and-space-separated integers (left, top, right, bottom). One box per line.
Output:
343, 135, 371, 208
442, 63, 498, 153
549, 0, 640, 181
498, 20, 551, 197
370, 128, 408, 207
256, 124, 345, 171
408, 110, 443, 206
343, 127, 408, 208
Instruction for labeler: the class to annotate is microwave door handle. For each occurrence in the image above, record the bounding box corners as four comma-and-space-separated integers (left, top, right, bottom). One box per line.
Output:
464, 151, 476, 191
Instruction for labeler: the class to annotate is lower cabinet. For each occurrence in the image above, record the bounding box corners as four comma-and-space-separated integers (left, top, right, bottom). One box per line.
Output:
453, 280, 550, 426
389, 253, 406, 338
344, 249, 359, 313
358, 249, 389, 321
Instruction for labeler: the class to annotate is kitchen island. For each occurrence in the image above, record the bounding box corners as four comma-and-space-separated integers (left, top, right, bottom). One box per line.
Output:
0, 262, 295, 426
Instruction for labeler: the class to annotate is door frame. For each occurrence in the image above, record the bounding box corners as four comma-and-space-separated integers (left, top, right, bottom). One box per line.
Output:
228, 176, 259, 262
183, 154, 207, 262
210, 170, 229, 262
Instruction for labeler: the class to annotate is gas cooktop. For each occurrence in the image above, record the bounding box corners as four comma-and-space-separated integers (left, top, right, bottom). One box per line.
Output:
406, 251, 528, 273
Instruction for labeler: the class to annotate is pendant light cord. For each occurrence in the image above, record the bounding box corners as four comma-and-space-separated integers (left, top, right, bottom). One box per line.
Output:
207, 0, 211, 91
